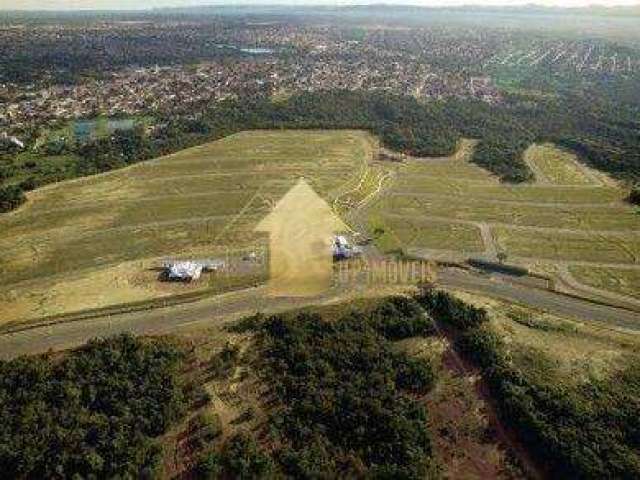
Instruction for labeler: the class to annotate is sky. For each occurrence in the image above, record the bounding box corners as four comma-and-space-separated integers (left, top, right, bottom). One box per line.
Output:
2, 0, 639, 10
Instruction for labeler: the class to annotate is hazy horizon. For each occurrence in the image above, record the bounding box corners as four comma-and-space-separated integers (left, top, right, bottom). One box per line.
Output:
2, 0, 639, 12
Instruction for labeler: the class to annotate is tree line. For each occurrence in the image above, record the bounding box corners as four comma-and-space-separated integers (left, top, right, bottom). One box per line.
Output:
417, 287, 640, 479
3, 86, 640, 214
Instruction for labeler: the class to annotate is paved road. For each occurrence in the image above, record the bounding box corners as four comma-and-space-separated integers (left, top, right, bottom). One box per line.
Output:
0, 286, 378, 360
1, 267, 638, 360
439, 268, 640, 330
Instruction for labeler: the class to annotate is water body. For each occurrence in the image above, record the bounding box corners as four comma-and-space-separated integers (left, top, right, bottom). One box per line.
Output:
239, 47, 274, 54
73, 118, 135, 142
214, 44, 274, 55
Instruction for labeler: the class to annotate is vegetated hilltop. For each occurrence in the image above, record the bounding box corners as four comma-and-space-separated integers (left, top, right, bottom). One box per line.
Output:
417, 287, 640, 479
2, 289, 637, 478
0, 297, 442, 478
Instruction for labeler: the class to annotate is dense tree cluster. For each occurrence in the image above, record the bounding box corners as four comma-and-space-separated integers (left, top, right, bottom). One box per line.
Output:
75, 125, 153, 176
204, 296, 437, 478
194, 432, 276, 480
0, 334, 191, 478
254, 296, 436, 478
417, 287, 488, 330
417, 287, 640, 479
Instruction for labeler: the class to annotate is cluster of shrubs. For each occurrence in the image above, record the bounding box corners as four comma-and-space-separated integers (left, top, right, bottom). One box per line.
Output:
417, 287, 488, 330
472, 134, 535, 183
195, 433, 275, 479
628, 184, 640, 205
189, 411, 223, 452
208, 342, 240, 378
0, 183, 26, 213
366, 294, 436, 339
0, 334, 192, 478
416, 287, 640, 479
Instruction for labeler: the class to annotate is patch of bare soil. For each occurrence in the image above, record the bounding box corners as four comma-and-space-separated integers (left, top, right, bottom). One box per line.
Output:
425, 345, 526, 479
159, 332, 268, 479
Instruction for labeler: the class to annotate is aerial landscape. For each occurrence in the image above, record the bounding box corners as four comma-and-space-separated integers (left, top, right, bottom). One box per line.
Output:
0, 2, 639, 479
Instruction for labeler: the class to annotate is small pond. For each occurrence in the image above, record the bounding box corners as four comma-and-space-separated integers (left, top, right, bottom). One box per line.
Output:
73, 118, 136, 141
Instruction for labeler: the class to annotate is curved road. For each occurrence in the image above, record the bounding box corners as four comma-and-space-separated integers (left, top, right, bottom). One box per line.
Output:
0, 267, 638, 360
439, 268, 640, 331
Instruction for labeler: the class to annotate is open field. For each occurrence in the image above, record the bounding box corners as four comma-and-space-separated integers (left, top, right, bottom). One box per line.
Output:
0, 130, 380, 324
3, 129, 639, 326
366, 139, 640, 301
493, 227, 640, 263
369, 213, 484, 254
524, 143, 608, 186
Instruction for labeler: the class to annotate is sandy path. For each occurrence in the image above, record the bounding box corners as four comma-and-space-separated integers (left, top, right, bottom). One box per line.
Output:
478, 223, 498, 260
429, 311, 545, 480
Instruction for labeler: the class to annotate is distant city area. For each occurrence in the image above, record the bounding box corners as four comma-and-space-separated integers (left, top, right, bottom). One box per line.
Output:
2, 19, 637, 135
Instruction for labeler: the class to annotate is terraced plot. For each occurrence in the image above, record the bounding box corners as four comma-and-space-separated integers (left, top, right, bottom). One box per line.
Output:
492, 227, 640, 264
367, 139, 640, 301
0, 130, 379, 324
568, 265, 640, 300
524, 143, 606, 186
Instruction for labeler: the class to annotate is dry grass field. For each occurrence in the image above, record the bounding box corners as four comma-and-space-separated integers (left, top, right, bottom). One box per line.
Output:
524, 143, 609, 186
367, 140, 640, 301
452, 290, 640, 383
3, 130, 638, 325
0, 130, 380, 324
569, 265, 640, 299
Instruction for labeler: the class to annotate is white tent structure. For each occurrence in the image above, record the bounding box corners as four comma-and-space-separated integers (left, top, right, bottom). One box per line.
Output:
162, 259, 225, 281
167, 261, 203, 281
